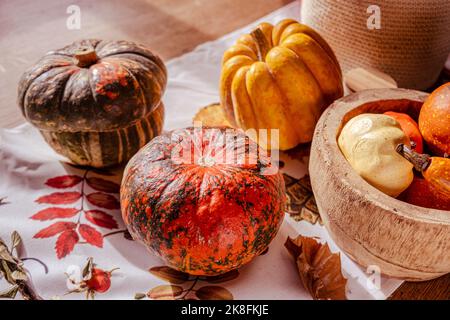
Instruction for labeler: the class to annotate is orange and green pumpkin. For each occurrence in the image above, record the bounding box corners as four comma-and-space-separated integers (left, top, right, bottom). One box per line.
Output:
18, 39, 167, 167
120, 127, 286, 275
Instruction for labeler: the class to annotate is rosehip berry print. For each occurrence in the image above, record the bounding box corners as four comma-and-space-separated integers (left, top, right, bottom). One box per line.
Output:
31, 169, 122, 259
65, 257, 119, 299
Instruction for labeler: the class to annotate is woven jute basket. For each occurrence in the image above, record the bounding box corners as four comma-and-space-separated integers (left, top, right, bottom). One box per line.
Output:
301, 0, 450, 90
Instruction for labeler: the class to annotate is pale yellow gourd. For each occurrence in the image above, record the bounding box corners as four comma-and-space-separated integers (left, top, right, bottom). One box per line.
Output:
338, 114, 413, 197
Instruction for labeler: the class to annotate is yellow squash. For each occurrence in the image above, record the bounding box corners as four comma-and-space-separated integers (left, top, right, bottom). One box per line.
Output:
338, 114, 413, 197
220, 19, 343, 150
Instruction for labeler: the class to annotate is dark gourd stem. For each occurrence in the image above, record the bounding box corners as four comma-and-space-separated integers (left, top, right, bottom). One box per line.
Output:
75, 47, 98, 67
396, 144, 431, 172
250, 28, 270, 62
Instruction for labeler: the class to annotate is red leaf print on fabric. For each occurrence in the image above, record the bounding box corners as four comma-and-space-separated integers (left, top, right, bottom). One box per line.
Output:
45, 175, 83, 188
33, 221, 77, 238
86, 192, 120, 209
79, 224, 103, 248
30, 207, 79, 221
32, 168, 122, 259
56, 229, 79, 259
86, 177, 120, 193
85, 210, 119, 229
35, 192, 81, 204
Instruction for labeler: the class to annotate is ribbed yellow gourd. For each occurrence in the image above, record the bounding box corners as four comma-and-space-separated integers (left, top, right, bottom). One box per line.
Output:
220, 19, 343, 150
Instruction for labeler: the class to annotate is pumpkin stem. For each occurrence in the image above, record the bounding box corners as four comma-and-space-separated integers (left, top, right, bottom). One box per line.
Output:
250, 28, 270, 62
396, 144, 431, 172
75, 47, 98, 67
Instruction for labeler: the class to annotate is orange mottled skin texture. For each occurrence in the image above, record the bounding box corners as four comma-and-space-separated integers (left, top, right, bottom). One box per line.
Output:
419, 82, 450, 156
398, 176, 450, 210
424, 157, 450, 200
120, 127, 286, 276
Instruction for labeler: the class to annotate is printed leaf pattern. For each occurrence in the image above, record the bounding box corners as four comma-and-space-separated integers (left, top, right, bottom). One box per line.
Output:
45, 175, 82, 188
85, 210, 118, 229
284, 174, 322, 225
148, 285, 184, 300
56, 229, 79, 259
285, 235, 347, 300
86, 192, 120, 210
86, 177, 120, 193
31, 170, 120, 259
30, 208, 79, 221
35, 192, 81, 205
143, 266, 236, 300
78, 224, 103, 248
195, 285, 233, 300
33, 222, 77, 238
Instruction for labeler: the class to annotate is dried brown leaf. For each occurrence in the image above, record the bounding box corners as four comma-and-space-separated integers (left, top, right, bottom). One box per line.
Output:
282, 174, 298, 187
195, 285, 233, 300
0, 241, 16, 264
0, 232, 42, 300
10, 231, 22, 252
193, 103, 233, 128
11, 270, 28, 281
148, 285, 184, 299
82, 257, 94, 280
285, 235, 347, 300
284, 175, 321, 225
1, 260, 15, 283
299, 207, 319, 224
0, 285, 19, 299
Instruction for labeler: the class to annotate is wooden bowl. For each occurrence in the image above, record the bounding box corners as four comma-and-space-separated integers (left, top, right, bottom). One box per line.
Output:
309, 88, 450, 281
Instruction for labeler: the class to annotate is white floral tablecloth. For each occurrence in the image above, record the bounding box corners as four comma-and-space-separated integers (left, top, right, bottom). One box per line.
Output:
0, 1, 403, 300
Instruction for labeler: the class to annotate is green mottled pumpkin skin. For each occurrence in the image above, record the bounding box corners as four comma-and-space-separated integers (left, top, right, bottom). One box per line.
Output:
17, 39, 167, 167
120, 127, 286, 275
41, 102, 164, 168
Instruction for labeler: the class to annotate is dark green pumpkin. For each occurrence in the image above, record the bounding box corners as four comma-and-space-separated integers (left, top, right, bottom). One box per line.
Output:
18, 39, 167, 167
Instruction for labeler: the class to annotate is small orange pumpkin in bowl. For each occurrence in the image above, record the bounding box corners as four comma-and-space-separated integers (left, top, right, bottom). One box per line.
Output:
309, 88, 450, 281
418, 82, 450, 156
397, 144, 450, 199
398, 177, 450, 211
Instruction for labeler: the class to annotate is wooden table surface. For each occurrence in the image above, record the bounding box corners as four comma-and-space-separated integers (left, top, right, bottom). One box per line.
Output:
0, 0, 448, 300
